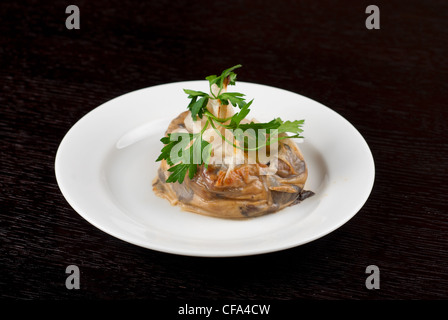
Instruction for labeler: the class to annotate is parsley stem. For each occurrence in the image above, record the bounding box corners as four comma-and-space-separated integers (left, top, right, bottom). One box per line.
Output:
204, 111, 233, 124
200, 118, 210, 135
208, 118, 247, 151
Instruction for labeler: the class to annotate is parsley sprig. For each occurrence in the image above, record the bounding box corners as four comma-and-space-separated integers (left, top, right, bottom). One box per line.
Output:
156, 65, 305, 184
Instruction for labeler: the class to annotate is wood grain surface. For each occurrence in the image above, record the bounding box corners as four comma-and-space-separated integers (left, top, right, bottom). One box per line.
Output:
1, 0, 447, 301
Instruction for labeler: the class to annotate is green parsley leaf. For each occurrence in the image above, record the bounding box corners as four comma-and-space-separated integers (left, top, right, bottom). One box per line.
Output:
227, 72, 237, 86
217, 92, 247, 109
237, 119, 281, 131
276, 118, 305, 137
189, 96, 209, 120
228, 99, 253, 128
156, 132, 213, 184
166, 164, 190, 184
156, 133, 194, 166
183, 89, 208, 97
206, 64, 242, 94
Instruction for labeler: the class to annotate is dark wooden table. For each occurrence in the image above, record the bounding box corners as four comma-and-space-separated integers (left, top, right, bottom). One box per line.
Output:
1, 0, 447, 303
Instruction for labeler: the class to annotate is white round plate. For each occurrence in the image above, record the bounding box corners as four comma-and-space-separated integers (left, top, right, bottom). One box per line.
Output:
55, 81, 375, 257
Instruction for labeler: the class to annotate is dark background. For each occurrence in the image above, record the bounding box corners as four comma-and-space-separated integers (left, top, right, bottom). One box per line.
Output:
1, 0, 447, 300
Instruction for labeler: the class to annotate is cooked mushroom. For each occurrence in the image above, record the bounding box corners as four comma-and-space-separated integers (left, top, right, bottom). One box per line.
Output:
153, 67, 313, 219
